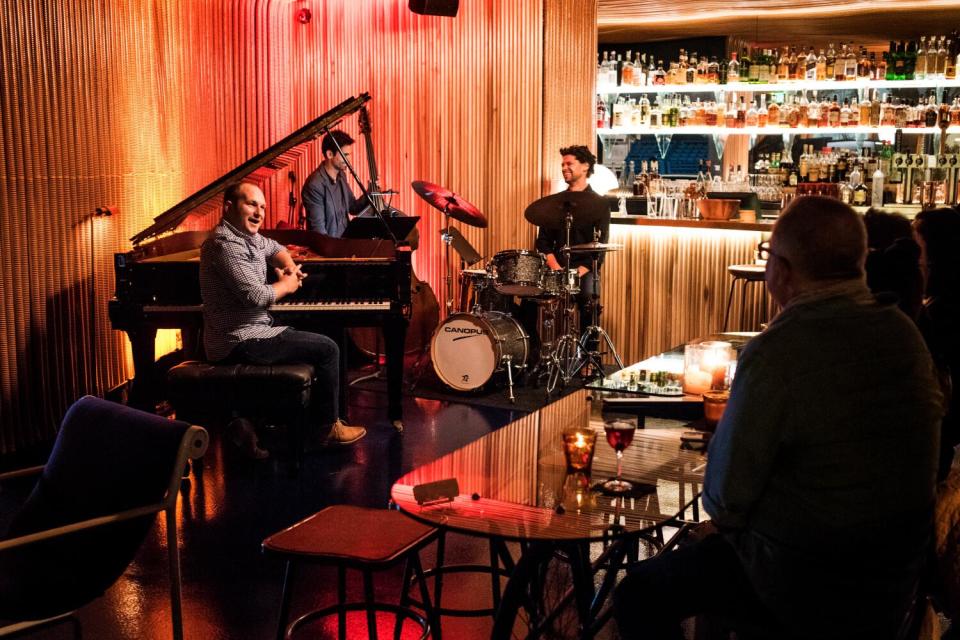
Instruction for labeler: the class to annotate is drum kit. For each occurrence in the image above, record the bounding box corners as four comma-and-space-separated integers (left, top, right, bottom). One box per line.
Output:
411, 181, 624, 402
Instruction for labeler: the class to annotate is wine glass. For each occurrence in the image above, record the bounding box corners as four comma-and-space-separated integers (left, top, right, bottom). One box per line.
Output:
602, 419, 636, 493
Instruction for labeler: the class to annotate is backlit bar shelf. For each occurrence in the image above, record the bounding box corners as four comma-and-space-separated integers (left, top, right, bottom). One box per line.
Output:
597, 125, 960, 136
597, 79, 960, 95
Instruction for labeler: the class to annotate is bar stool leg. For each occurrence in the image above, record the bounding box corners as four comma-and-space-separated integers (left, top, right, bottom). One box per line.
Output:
411, 551, 440, 640
739, 277, 749, 331
722, 278, 738, 332
433, 531, 446, 618
489, 539, 502, 612
396, 558, 414, 640
363, 569, 379, 640
276, 561, 297, 640
338, 565, 348, 640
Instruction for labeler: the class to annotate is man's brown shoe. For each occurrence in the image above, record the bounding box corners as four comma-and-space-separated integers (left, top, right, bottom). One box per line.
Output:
321, 419, 366, 447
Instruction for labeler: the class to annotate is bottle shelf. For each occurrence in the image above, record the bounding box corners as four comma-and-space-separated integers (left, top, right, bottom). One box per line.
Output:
597, 78, 960, 95
597, 125, 960, 137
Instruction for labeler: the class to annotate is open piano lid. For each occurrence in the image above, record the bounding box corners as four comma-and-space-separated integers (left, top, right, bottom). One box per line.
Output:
130, 93, 371, 246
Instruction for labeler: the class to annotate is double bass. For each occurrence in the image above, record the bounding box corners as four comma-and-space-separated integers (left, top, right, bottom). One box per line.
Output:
350, 106, 439, 355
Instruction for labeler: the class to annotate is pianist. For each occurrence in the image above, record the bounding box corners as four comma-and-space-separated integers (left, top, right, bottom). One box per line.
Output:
302, 130, 367, 237
199, 182, 367, 450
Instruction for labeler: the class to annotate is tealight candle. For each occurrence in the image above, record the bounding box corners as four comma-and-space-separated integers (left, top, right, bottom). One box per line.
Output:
562, 429, 597, 473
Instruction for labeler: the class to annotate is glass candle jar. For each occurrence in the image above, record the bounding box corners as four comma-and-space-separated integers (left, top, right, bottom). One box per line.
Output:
562, 429, 597, 473
683, 340, 736, 396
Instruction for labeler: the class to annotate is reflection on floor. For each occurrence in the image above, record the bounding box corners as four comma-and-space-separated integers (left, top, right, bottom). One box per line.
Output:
16, 387, 571, 640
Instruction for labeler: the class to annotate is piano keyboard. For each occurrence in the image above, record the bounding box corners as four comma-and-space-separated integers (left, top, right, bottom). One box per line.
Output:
142, 300, 391, 313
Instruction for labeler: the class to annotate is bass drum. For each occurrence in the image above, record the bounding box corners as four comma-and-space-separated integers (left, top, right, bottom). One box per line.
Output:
431, 312, 528, 391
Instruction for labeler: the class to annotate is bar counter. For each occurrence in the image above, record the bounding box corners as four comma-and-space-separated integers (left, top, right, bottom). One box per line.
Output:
611, 215, 774, 232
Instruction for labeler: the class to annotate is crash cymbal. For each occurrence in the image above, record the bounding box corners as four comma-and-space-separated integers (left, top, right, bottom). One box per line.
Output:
411, 180, 488, 228
524, 190, 609, 230
566, 241, 623, 253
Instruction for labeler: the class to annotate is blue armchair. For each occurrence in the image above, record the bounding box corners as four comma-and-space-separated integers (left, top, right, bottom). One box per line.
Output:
0, 396, 208, 639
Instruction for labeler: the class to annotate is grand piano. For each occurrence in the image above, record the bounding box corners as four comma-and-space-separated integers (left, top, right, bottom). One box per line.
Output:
109, 93, 411, 423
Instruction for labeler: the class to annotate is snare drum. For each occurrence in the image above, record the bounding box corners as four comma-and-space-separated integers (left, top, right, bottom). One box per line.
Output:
540, 268, 581, 296
490, 250, 545, 297
431, 312, 529, 391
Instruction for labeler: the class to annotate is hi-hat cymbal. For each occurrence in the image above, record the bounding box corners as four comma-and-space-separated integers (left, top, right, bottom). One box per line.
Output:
524, 190, 609, 230
411, 180, 488, 228
566, 241, 623, 253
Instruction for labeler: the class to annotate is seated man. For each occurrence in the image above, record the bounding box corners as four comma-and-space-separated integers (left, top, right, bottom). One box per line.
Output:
200, 182, 366, 452
614, 196, 943, 639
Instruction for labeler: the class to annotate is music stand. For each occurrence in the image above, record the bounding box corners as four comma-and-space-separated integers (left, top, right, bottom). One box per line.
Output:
342, 216, 420, 241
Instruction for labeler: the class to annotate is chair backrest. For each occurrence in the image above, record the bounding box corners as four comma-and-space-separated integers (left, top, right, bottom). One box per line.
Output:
0, 396, 193, 620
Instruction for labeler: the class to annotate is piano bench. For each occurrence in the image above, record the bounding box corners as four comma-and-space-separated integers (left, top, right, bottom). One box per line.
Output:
166, 361, 315, 471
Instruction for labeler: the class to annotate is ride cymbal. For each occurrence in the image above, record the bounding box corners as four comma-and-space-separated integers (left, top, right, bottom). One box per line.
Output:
411, 180, 488, 228
523, 190, 609, 230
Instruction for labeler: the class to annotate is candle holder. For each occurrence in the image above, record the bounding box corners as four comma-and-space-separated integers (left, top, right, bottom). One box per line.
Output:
562, 429, 597, 473
683, 340, 736, 396
703, 389, 730, 431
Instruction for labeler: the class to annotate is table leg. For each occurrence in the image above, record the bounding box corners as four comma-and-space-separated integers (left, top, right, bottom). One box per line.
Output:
490, 542, 553, 640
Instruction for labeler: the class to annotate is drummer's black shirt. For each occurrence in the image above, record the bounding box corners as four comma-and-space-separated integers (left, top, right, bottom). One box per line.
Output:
533, 185, 611, 270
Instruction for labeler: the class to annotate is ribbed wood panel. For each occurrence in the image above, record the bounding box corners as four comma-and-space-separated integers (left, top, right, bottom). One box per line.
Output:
542, 0, 597, 195
404, 411, 540, 504
0, 0, 552, 452
601, 226, 768, 363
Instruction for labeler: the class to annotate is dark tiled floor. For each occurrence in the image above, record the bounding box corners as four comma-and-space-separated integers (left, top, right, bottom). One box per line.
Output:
11, 385, 536, 640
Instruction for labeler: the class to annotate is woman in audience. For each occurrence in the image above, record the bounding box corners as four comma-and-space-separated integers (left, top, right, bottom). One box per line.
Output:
863, 208, 923, 320
913, 207, 960, 480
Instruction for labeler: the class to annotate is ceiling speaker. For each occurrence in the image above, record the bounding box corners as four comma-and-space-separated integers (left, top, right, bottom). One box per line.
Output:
409, 0, 459, 17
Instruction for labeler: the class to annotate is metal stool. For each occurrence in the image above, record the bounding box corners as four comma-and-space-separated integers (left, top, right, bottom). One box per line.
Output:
263, 505, 439, 640
722, 264, 768, 331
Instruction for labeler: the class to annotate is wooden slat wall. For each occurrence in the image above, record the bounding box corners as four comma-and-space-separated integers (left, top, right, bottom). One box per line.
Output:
601, 226, 768, 363
542, 0, 597, 194
0, 0, 577, 452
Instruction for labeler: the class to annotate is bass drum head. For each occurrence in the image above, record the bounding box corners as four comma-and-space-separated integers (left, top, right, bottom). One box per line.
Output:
431, 312, 529, 392
431, 314, 498, 391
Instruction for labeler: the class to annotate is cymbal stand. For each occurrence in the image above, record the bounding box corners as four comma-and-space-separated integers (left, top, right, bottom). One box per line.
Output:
542, 205, 581, 393
569, 249, 623, 380
440, 213, 455, 318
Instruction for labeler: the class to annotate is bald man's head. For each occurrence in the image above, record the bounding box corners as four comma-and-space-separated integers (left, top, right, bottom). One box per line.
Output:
766, 197, 867, 305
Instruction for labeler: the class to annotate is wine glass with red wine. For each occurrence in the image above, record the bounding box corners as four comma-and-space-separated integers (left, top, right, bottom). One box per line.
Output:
602, 419, 636, 493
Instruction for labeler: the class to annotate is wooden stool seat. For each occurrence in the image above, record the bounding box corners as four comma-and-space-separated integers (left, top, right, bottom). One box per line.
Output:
263, 505, 436, 566
263, 506, 440, 640
723, 264, 769, 332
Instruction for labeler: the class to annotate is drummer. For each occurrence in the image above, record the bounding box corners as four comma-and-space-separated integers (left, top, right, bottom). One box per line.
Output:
534, 145, 611, 331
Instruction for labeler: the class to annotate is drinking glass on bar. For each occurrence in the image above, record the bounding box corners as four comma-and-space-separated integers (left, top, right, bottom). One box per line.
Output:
602, 418, 637, 493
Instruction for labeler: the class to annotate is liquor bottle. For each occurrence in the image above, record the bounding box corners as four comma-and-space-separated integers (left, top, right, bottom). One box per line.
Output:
778, 48, 790, 81
718, 55, 728, 85
638, 94, 651, 126
653, 60, 666, 85
597, 51, 607, 87
727, 52, 740, 82
768, 98, 780, 127
946, 39, 958, 80
787, 96, 801, 127
647, 55, 656, 86
635, 53, 647, 86
697, 54, 709, 84
596, 95, 607, 128
622, 51, 634, 86
807, 94, 820, 128
677, 49, 688, 85
876, 51, 888, 81
893, 42, 906, 80
844, 43, 858, 80
858, 48, 871, 79
666, 61, 680, 84
805, 48, 818, 80
740, 48, 752, 82
827, 43, 838, 80
746, 99, 759, 127
686, 52, 698, 84
649, 98, 662, 127
925, 93, 939, 127
788, 47, 799, 80
905, 41, 918, 80
938, 36, 949, 78
840, 181, 854, 204
951, 97, 960, 126
798, 145, 810, 182
871, 165, 885, 207
816, 49, 827, 81
737, 96, 747, 128
916, 36, 928, 80
758, 94, 768, 127
849, 97, 860, 126
828, 96, 841, 127
725, 96, 737, 128
707, 56, 720, 84
612, 97, 626, 128
840, 98, 851, 127
749, 49, 762, 82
